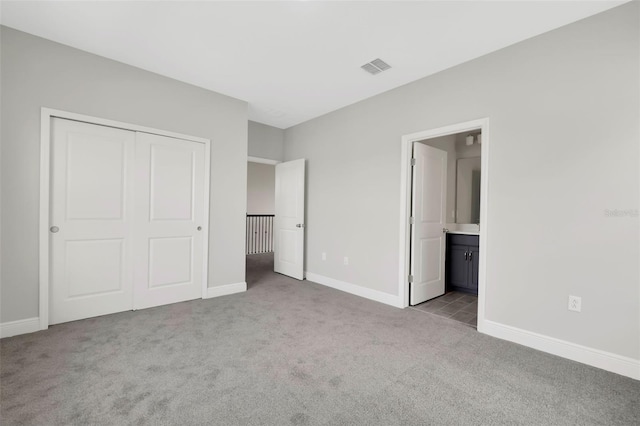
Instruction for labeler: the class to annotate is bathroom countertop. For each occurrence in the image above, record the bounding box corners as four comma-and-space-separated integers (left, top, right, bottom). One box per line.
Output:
447, 230, 480, 236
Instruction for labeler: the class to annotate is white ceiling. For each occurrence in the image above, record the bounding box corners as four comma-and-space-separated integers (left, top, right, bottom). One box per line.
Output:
0, 1, 626, 129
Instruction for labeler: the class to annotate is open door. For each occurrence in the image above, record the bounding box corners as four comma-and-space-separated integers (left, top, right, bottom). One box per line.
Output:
274, 159, 305, 280
410, 143, 447, 305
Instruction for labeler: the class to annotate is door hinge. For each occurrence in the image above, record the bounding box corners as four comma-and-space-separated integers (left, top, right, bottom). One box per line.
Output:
408, 274, 414, 283
411, 158, 416, 166
410, 216, 414, 225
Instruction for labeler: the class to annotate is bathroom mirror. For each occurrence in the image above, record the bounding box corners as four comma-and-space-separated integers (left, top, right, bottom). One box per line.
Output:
456, 157, 481, 224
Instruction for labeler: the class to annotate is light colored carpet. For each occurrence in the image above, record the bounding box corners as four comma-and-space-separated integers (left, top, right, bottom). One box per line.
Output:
1, 253, 638, 425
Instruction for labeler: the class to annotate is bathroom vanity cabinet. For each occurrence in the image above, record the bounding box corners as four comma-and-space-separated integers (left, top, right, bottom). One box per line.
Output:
446, 233, 479, 295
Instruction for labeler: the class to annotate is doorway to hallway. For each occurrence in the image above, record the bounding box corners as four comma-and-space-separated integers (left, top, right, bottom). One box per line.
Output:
246, 252, 274, 290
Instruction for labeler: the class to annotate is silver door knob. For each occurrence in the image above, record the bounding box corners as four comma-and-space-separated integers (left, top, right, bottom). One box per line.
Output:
50, 226, 60, 233
296, 224, 305, 228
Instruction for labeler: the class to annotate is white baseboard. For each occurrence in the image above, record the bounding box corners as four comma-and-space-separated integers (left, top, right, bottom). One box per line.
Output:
204, 282, 247, 299
1, 317, 41, 338
306, 272, 403, 309
482, 320, 640, 380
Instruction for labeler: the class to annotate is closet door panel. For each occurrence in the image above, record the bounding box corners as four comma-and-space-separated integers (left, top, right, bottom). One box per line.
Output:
50, 118, 135, 324
134, 132, 205, 309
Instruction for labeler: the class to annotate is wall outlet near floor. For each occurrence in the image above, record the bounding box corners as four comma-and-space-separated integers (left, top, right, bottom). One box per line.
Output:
322, 252, 326, 261
343, 256, 349, 266
568, 295, 582, 312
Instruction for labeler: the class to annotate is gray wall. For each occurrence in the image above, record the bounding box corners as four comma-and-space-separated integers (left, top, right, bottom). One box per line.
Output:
284, 4, 639, 359
247, 162, 275, 215
1, 27, 248, 323
248, 121, 284, 162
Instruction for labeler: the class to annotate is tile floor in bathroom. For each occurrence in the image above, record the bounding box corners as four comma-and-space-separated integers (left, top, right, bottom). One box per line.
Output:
411, 291, 477, 327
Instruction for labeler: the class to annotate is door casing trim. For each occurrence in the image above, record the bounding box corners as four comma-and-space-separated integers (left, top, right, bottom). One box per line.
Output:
39, 107, 212, 331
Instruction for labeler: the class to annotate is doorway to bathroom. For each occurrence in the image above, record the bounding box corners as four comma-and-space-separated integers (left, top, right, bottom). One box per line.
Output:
398, 119, 489, 331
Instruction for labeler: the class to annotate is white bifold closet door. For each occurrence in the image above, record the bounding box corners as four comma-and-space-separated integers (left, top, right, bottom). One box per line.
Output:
49, 118, 206, 325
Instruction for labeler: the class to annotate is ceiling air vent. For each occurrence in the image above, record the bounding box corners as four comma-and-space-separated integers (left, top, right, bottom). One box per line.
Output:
361, 58, 391, 75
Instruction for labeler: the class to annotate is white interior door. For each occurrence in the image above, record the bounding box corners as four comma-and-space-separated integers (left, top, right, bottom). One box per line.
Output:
274, 159, 305, 280
50, 118, 135, 324
133, 132, 206, 309
410, 143, 447, 305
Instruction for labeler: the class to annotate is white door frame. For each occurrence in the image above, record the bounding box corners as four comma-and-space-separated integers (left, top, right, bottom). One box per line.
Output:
398, 118, 490, 332
39, 108, 211, 331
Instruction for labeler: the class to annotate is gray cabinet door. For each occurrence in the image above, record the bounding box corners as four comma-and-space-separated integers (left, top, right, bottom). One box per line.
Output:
469, 246, 480, 292
446, 234, 479, 295
448, 245, 469, 289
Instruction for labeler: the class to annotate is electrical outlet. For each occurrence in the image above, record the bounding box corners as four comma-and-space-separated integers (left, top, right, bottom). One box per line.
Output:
343, 256, 349, 266
568, 295, 581, 312
322, 252, 326, 261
